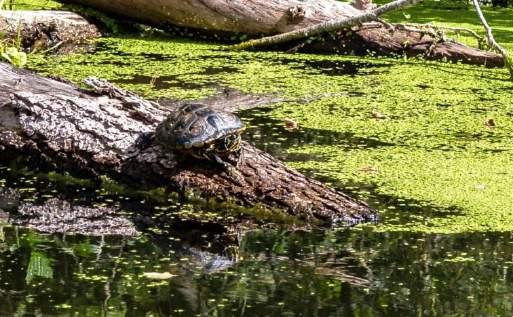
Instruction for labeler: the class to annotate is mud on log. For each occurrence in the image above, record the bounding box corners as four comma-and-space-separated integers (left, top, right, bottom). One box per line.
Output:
0, 62, 375, 226
61, 0, 503, 67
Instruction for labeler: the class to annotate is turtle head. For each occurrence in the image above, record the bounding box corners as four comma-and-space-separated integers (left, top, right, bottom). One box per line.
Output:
215, 133, 242, 153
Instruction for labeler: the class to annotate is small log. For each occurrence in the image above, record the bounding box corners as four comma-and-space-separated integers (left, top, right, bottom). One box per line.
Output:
0, 62, 375, 226
0, 10, 100, 52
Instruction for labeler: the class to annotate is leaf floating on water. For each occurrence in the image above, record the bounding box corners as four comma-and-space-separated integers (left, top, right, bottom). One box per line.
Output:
370, 110, 388, 120
359, 166, 379, 174
484, 118, 496, 128
142, 272, 176, 280
284, 118, 300, 131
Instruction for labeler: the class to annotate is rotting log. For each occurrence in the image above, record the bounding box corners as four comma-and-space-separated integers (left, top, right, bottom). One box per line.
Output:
0, 62, 375, 226
60, 0, 504, 67
297, 23, 504, 67
0, 10, 100, 52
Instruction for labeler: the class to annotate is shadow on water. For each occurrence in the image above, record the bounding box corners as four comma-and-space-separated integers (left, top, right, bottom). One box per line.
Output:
294, 59, 392, 76
308, 171, 465, 225
112, 74, 212, 90
110, 67, 239, 90
140, 52, 176, 61
240, 107, 394, 162
194, 53, 392, 76
239, 106, 467, 226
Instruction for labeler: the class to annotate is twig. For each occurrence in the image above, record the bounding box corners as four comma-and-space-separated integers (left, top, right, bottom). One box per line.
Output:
229, 0, 423, 50
471, 0, 512, 78
376, 18, 395, 30
102, 237, 126, 317
39, 40, 63, 54
394, 23, 441, 39
398, 23, 485, 47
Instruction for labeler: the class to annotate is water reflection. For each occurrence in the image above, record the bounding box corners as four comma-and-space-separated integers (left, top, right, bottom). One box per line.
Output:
0, 226, 513, 316
0, 145, 511, 316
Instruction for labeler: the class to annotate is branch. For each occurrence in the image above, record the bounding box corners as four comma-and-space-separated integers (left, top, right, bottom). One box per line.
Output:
471, 0, 512, 77
229, 0, 423, 50
395, 23, 485, 45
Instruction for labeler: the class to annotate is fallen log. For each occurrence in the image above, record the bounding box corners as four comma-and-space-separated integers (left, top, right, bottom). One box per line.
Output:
61, 0, 504, 67
297, 23, 504, 67
0, 10, 100, 52
230, 0, 423, 50
0, 62, 375, 226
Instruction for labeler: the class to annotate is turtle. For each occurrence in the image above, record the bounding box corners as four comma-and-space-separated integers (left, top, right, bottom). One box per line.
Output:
156, 103, 245, 169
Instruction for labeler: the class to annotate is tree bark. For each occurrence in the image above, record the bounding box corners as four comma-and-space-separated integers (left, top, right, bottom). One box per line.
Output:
0, 62, 375, 226
0, 10, 100, 52
62, 0, 360, 35
60, 0, 504, 67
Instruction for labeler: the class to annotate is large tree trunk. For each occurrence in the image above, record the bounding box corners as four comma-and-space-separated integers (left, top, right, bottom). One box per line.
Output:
63, 0, 361, 35
0, 62, 375, 226
61, 0, 504, 67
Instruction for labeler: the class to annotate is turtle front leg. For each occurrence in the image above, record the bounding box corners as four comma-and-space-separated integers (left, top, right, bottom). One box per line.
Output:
208, 152, 244, 183
234, 145, 244, 167
210, 152, 233, 171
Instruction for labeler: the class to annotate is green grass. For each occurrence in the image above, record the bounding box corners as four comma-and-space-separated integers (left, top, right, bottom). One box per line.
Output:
19, 1, 513, 233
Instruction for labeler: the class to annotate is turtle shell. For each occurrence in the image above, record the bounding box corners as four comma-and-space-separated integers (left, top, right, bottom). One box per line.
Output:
156, 103, 245, 150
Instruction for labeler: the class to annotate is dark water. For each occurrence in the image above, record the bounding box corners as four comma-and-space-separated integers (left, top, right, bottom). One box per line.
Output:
1, 224, 513, 316
1, 110, 512, 316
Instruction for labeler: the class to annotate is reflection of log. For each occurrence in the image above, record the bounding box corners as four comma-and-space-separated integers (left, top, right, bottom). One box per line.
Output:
0, 62, 375, 226
0, 187, 136, 235
63, 0, 504, 66
0, 10, 100, 52
16, 198, 139, 236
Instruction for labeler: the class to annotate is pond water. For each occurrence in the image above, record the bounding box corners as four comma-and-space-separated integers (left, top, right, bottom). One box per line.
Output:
3, 2, 513, 313
1, 105, 513, 316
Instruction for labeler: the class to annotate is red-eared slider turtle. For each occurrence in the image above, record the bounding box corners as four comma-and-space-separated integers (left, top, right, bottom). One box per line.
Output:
156, 103, 245, 169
